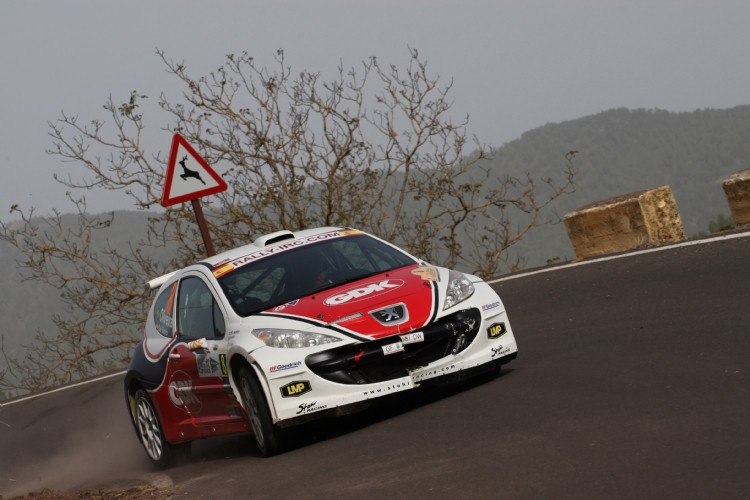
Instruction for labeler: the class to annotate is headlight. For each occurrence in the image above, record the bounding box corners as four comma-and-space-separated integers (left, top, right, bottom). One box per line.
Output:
252, 328, 342, 348
443, 270, 475, 309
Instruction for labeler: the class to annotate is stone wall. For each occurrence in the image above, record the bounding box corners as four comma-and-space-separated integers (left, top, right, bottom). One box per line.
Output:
722, 168, 750, 226
564, 186, 686, 259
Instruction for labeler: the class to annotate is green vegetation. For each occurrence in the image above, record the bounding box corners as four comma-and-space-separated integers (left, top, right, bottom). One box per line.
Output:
708, 213, 737, 233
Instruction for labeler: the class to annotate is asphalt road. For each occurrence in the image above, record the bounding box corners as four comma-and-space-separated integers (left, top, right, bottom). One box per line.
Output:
1, 232, 748, 499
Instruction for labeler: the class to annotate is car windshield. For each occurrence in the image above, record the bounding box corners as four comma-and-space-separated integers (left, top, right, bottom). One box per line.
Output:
218, 234, 416, 317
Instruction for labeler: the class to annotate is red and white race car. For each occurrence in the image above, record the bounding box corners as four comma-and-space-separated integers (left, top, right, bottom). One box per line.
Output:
124, 227, 518, 466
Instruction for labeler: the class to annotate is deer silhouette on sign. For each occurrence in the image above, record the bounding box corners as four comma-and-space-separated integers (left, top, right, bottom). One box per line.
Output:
178, 155, 206, 185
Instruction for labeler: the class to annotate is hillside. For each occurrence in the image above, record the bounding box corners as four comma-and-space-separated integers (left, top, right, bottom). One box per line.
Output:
0, 212, 160, 378
2, 105, 749, 387
481, 106, 750, 266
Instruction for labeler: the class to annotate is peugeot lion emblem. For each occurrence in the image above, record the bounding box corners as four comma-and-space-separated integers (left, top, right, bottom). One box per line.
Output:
371, 304, 408, 325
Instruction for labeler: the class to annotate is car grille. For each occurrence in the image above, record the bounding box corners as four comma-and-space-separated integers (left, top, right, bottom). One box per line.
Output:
305, 308, 481, 384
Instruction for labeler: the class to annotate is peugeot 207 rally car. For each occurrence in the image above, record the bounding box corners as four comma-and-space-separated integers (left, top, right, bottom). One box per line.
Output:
124, 227, 517, 466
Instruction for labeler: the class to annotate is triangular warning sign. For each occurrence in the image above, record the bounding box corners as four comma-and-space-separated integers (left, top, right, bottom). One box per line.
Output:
161, 133, 228, 207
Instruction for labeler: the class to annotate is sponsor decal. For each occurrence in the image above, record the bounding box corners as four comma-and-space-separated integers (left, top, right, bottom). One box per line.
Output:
324, 279, 405, 306
156, 308, 174, 336
227, 230, 351, 271
382, 341, 404, 355
400, 331, 425, 344
280, 380, 312, 398
168, 370, 202, 413
154, 282, 178, 337
411, 266, 439, 282
273, 299, 299, 312
196, 353, 214, 376
297, 401, 328, 415
487, 322, 507, 339
412, 364, 458, 382
482, 301, 501, 312
270, 360, 303, 373
194, 352, 227, 378
491, 346, 512, 359
361, 380, 412, 396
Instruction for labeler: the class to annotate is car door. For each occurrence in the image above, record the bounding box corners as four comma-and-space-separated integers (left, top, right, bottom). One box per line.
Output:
164, 274, 247, 437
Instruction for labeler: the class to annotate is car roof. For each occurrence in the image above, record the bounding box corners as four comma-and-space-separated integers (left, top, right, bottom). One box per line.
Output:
147, 226, 347, 290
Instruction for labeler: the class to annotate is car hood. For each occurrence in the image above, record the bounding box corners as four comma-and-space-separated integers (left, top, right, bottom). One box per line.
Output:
260, 264, 439, 339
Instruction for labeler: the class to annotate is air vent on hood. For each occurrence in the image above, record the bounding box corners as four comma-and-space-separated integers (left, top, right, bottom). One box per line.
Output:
254, 230, 295, 247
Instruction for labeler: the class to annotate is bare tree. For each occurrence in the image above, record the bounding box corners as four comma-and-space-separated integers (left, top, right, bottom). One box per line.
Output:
0, 48, 575, 394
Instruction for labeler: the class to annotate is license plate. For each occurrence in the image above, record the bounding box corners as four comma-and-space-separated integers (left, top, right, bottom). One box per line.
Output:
382, 341, 404, 355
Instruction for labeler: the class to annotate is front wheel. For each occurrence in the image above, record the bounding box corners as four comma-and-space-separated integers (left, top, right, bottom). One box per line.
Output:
238, 366, 284, 457
134, 389, 187, 468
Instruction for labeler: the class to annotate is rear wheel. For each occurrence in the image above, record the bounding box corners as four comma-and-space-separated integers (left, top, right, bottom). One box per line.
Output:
134, 389, 187, 468
238, 366, 284, 457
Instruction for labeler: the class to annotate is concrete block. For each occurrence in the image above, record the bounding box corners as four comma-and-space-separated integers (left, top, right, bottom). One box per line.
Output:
564, 186, 686, 259
722, 168, 750, 226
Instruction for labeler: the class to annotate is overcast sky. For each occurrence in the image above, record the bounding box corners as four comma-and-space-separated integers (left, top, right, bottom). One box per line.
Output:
2, 0, 749, 217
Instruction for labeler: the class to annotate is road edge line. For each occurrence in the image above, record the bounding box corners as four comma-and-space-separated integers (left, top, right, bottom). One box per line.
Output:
489, 230, 750, 284
0, 370, 126, 407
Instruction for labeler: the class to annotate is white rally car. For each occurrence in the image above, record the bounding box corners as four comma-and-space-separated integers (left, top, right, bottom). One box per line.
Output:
124, 227, 517, 466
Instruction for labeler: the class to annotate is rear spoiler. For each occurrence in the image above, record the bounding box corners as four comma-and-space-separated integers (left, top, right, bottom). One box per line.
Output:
147, 270, 178, 290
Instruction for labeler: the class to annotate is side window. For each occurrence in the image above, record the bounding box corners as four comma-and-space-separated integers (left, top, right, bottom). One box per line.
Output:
177, 277, 226, 339
153, 282, 178, 338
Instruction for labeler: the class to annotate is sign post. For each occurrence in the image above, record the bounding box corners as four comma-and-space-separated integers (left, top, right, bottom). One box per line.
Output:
190, 198, 216, 256
161, 133, 228, 257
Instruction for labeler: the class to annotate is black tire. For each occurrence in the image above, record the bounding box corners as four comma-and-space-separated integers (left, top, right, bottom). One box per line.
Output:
238, 366, 284, 457
134, 389, 187, 468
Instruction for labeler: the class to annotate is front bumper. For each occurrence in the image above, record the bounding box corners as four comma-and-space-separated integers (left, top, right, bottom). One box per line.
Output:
253, 302, 518, 425
306, 308, 482, 384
